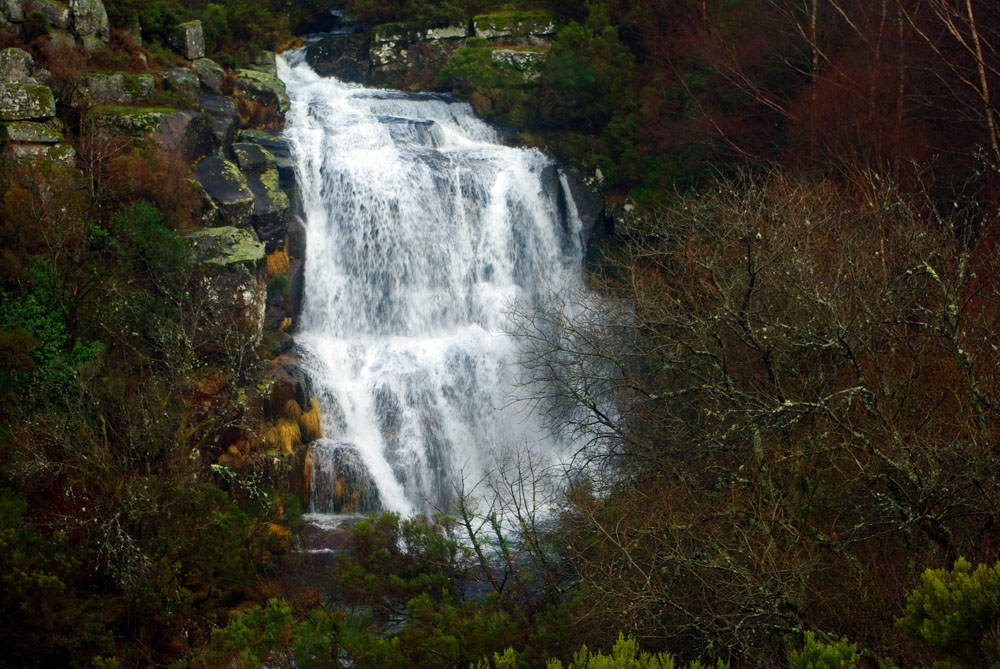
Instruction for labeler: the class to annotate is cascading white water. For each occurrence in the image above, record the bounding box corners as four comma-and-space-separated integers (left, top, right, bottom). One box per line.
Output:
279, 52, 584, 517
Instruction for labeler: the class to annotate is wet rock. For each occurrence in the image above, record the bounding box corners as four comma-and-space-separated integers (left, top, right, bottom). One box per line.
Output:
186, 226, 266, 343
369, 21, 467, 86
171, 19, 204, 60
195, 156, 254, 229
0, 48, 33, 83
235, 68, 289, 122
286, 216, 306, 259
192, 57, 224, 94
69, 0, 108, 41
561, 166, 608, 244
0, 83, 55, 120
309, 441, 382, 514
247, 167, 290, 251
305, 32, 370, 83
262, 352, 315, 416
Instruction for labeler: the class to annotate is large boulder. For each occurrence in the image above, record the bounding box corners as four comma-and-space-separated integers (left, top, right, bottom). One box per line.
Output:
561, 166, 608, 245
237, 129, 296, 191
0, 83, 55, 120
309, 441, 382, 514
75, 72, 154, 106
85, 105, 215, 162
246, 166, 290, 251
234, 69, 289, 122
192, 57, 225, 94
232, 141, 275, 174
1, 119, 62, 143
369, 21, 468, 87
186, 226, 266, 342
69, 0, 109, 41
171, 20, 204, 60
1, 0, 23, 23
200, 93, 236, 147
195, 156, 254, 229
245, 50, 277, 77
305, 32, 369, 83
0, 48, 33, 83
32, 0, 71, 29
2, 120, 73, 165
162, 67, 199, 101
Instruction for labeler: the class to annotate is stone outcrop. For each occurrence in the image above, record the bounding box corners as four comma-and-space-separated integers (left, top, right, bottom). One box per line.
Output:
232, 142, 290, 251
245, 50, 278, 77
491, 48, 545, 80
0, 83, 56, 120
369, 21, 468, 86
195, 156, 254, 228
162, 67, 200, 100
192, 57, 225, 94
69, 0, 109, 41
86, 105, 215, 162
1, 0, 23, 23
234, 68, 290, 122
75, 72, 154, 106
171, 20, 205, 60
186, 225, 266, 341
0, 48, 33, 83
236, 129, 296, 191
472, 10, 557, 41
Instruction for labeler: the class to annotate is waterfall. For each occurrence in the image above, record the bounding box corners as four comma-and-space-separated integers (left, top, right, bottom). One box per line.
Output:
279, 53, 584, 517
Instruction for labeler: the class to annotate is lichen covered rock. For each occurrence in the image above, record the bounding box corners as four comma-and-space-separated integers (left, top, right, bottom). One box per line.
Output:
86, 105, 215, 161
0, 48, 34, 84
245, 50, 277, 77
2, 0, 23, 23
0, 83, 55, 120
473, 10, 556, 41
171, 20, 204, 60
186, 225, 266, 342
162, 66, 199, 100
33, 0, 71, 29
2, 120, 62, 143
234, 68, 289, 121
75, 72, 154, 106
69, 0, 109, 41
5, 141, 75, 165
232, 141, 275, 174
246, 166, 290, 251
237, 129, 296, 190
192, 57, 225, 94
195, 156, 255, 229
200, 93, 237, 147
305, 33, 369, 83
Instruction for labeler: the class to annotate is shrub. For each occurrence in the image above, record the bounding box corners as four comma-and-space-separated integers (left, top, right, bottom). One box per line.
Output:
787, 632, 859, 669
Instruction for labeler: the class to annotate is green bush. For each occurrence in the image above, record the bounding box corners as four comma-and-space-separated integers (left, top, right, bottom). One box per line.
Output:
897, 558, 1000, 667
787, 632, 859, 669
476, 634, 730, 669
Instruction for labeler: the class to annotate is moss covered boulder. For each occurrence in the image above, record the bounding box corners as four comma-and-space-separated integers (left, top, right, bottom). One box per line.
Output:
33, 0, 71, 29
369, 21, 469, 88
232, 141, 275, 174
473, 10, 556, 41
0, 83, 55, 120
200, 93, 236, 147
246, 165, 290, 252
162, 67, 199, 101
1, 119, 62, 143
237, 128, 296, 191
171, 20, 204, 60
195, 156, 255, 229
75, 72, 154, 106
69, 0, 109, 41
186, 225, 266, 343
5, 141, 75, 165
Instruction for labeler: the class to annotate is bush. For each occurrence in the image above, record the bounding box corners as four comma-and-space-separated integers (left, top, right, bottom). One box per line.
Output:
788, 632, 859, 669
897, 558, 1000, 667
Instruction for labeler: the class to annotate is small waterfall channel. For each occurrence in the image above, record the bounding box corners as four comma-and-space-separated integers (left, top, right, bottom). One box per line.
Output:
279, 52, 585, 520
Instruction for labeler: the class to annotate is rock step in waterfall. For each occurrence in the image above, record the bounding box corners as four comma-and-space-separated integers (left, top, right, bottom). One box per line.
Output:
279, 51, 586, 518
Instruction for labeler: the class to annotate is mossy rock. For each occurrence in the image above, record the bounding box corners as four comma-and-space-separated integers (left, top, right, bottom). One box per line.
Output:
85, 104, 177, 136
234, 68, 290, 119
192, 57, 225, 94
246, 167, 290, 252
6, 141, 75, 165
236, 129, 296, 190
186, 225, 264, 268
473, 10, 556, 39
33, 0, 70, 29
0, 48, 34, 84
0, 83, 55, 120
232, 142, 276, 174
2, 120, 62, 143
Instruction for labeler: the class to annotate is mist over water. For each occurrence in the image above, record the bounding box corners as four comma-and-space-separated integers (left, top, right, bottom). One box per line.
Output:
278, 52, 585, 518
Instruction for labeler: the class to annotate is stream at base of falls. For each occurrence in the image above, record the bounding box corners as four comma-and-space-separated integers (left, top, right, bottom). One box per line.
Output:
278, 51, 586, 524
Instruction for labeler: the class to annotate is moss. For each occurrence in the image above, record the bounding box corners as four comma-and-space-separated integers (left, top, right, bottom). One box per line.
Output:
186, 226, 265, 268
2, 121, 63, 143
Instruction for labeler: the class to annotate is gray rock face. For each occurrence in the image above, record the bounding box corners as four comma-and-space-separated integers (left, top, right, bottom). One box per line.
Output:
33, 0, 71, 29
305, 33, 369, 83
2, 0, 23, 23
162, 67, 199, 100
1, 120, 62, 143
200, 93, 236, 147
195, 156, 255, 229
245, 50, 277, 77
561, 166, 607, 244
86, 106, 215, 162
70, 0, 109, 41
5, 142, 75, 164
171, 20, 205, 60
472, 12, 556, 40
75, 72, 154, 106
0, 48, 33, 83
234, 69, 290, 121
0, 83, 55, 120
186, 226, 266, 342
369, 21, 468, 86
192, 57, 225, 94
